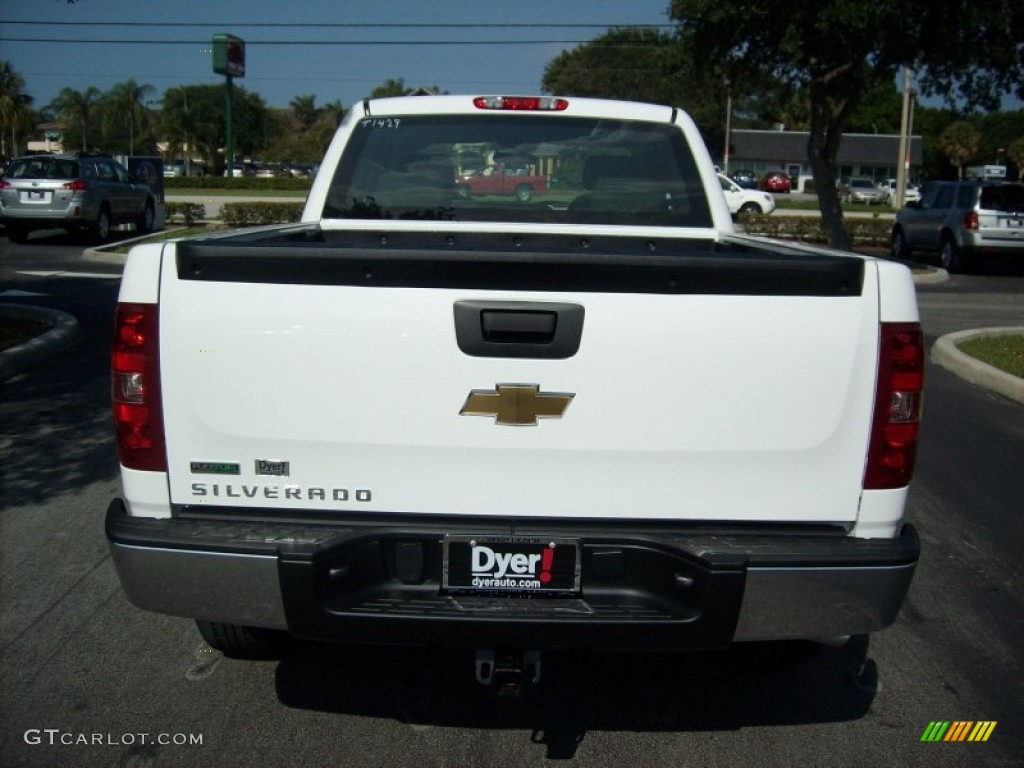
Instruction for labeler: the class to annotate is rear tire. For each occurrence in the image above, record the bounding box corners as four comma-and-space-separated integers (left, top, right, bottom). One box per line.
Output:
93, 207, 111, 243
195, 620, 288, 660
890, 226, 912, 261
940, 235, 965, 273
738, 202, 762, 216
137, 201, 155, 234
515, 184, 533, 203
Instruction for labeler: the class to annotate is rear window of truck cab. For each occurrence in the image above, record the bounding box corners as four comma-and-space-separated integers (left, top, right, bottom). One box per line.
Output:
323, 114, 712, 228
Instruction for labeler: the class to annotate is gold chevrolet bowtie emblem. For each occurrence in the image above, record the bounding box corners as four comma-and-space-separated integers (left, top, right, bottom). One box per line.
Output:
460, 384, 574, 426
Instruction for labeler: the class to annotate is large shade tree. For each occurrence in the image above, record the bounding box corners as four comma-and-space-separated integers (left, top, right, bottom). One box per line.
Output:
542, 27, 776, 163
669, 0, 1023, 249
159, 84, 276, 173
543, 28, 690, 107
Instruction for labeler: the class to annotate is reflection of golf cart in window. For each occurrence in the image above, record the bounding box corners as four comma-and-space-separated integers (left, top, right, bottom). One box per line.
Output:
454, 144, 547, 202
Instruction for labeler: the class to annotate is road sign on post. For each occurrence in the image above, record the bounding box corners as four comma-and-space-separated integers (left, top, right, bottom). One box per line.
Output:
213, 34, 245, 177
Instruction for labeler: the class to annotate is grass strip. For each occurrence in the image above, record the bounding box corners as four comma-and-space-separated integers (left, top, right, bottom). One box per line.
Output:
957, 335, 1024, 378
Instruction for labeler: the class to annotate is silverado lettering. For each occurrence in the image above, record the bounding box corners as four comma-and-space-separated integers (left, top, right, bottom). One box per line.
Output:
189, 483, 370, 502
106, 95, 922, 692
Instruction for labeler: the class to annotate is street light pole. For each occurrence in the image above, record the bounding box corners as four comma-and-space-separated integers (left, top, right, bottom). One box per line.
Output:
225, 75, 234, 179
895, 67, 913, 209
723, 80, 732, 175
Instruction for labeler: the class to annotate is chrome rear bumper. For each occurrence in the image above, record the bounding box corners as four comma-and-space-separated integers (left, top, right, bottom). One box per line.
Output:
107, 500, 918, 647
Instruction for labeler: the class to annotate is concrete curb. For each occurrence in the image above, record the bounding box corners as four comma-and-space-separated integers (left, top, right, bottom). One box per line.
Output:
0, 304, 83, 382
932, 327, 1024, 405
909, 266, 949, 285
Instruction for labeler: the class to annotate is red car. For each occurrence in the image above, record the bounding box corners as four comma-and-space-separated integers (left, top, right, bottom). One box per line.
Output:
761, 172, 792, 193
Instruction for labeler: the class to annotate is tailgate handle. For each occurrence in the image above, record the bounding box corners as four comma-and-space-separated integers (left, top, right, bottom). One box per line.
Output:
454, 301, 584, 359
482, 309, 556, 344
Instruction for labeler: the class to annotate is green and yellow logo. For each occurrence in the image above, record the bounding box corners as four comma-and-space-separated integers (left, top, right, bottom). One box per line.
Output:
921, 721, 997, 742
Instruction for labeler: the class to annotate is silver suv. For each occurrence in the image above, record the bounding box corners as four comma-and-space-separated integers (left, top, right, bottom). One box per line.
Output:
0, 153, 155, 243
890, 180, 1024, 272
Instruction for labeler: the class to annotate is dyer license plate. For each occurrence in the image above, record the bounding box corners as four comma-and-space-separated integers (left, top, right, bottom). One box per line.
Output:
443, 536, 580, 595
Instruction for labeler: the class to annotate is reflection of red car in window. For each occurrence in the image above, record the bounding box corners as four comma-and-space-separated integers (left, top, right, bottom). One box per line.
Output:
455, 163, 547, 202
761, 172, 792, 193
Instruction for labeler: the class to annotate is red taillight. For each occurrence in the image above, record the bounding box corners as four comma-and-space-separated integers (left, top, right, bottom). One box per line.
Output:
0, 179, 11, 189
64, 179, 89, 192
112, 302, 166, 472
473, 96, 569, 111
964, 211, 979, 230
864, 322, 924, 489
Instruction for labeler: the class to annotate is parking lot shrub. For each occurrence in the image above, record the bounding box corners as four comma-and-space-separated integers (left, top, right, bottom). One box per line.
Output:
164, 202, 207, 226
741, 215, 891, 247
220, 202, 304, 227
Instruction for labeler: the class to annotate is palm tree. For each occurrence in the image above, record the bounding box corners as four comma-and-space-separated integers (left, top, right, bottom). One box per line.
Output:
937, 121, 981, 180
370, 78, 410, 99
46, 86, 101, 152
321, 99, 346, 129
159, 86, 202, 170
289, 94, 320, 130
104, 79, 155, 154
0, 60, 34, 157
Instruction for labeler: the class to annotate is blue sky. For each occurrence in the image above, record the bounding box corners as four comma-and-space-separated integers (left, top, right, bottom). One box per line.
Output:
0, 0, 675, 110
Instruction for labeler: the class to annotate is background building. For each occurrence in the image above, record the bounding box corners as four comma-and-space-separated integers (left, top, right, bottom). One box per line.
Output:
729, 129, 924, 191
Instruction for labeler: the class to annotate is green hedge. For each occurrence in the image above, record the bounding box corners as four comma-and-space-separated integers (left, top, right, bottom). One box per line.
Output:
740, 214, 892, 247
163, 176, 313, 192
220, 202, 305, 227
165, 202, 207, 225
846, 218, 894, 247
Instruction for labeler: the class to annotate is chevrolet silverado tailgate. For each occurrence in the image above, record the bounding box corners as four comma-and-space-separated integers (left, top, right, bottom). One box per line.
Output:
159, 237, 879, 524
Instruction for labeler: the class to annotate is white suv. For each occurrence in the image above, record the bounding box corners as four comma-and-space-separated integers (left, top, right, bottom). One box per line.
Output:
717, 173, 776, 216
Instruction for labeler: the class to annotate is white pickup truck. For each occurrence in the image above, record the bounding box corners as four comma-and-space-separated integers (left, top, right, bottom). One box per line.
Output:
107, 95, 922, 692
